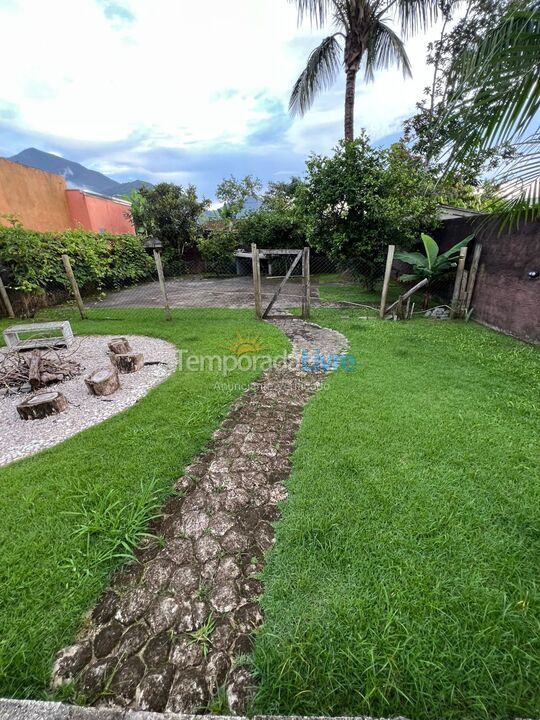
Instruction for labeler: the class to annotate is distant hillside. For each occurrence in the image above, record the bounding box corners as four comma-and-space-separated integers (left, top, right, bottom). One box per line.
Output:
8, 147, 153, 198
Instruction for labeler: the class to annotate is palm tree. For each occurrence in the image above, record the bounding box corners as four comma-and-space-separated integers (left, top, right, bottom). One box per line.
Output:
289, 0, 442, 139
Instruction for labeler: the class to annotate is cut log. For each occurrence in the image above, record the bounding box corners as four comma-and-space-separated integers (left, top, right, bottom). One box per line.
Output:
85, 366, 120, 396
28, 349, 42, 389
108, 337, 132, 354
110, 352, 144, 374
17, 391, 68, 420
40, 372, 64, 385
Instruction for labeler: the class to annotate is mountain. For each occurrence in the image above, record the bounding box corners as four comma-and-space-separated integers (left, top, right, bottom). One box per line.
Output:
7, 148, 153, 198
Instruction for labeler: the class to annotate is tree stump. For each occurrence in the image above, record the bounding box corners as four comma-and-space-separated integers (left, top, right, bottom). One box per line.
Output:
85, 367, 120, 396
110, 352, 144, 374
17, 391, 68, 420
108, 337, 132, 354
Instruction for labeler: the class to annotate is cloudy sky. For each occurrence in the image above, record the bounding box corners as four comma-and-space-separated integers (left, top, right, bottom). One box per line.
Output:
0, 0, 448, 198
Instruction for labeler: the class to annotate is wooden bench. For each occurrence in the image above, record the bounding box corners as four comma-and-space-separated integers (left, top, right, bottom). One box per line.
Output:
3, 321, 74, 350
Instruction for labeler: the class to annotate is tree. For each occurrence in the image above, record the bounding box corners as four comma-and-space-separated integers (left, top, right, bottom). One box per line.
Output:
297, 134, 439, 286
235, 177, 306, 249
216, 175, 262, 222
289, 0, 442, 139
405, 0, 539, 229
404, 0, 516, 184
129, 183, 209, 273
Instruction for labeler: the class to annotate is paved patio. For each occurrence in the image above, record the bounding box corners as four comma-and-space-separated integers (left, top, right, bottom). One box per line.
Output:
91, 276, 320, 311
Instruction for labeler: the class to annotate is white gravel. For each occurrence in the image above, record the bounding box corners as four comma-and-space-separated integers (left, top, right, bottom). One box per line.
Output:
0, 334, 177, 467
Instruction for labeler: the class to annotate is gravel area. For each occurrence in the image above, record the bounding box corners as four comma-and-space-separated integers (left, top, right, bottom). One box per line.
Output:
0, 335, 177, 467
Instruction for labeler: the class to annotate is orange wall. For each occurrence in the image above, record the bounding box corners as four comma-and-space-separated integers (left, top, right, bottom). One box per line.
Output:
0, 158, 135, 234
0, 158, 72, 231
66, 190, 134, 234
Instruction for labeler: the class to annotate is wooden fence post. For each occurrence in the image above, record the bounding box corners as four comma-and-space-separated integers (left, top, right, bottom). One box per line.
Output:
379, 244, 395, 319
450, 247, 468, 319
0, 275, 15, 318
302, 246, 311, 320
61, 254, 88, 320
251, 243, 262, 319
465, 243, 482, 317
153, 249, 172, 321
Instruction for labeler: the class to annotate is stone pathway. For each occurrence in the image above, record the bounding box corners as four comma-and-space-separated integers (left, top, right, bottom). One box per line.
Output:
52, 318, 347, 715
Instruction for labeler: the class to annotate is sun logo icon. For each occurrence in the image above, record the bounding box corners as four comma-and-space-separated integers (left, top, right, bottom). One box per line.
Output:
225, 332, 265, 355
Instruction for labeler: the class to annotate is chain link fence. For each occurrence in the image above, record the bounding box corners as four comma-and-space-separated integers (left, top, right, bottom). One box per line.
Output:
0, 241, 469, 328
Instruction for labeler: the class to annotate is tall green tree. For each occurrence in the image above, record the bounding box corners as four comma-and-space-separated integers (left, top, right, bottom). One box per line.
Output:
289, 0, 441, 139
297, 135, 439, 285
216, 175, 262, 223
129, 183, 209, 273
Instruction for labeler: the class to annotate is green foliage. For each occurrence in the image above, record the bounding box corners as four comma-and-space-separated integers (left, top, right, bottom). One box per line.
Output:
0, 223, 153, 295
129, 183, 210, 273
236, 179, 306, 249
395, 232, 473, 283
297, 135, 439, 284
64, 477, 163, 568
216, 175, 262, 220
196, 228, 238, 274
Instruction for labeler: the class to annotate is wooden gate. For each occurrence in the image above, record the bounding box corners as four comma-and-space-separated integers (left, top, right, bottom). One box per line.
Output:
247, 245, 310, 320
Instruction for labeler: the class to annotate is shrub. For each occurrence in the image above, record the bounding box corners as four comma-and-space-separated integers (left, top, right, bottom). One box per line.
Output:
196, 229, 238, 274
0, 223, 153, 296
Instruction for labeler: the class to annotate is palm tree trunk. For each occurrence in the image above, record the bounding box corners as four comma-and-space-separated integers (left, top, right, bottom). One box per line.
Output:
344, 67, 357, 140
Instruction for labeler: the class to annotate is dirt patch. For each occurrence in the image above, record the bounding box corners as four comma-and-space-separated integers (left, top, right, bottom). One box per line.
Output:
51, 318, 347, 714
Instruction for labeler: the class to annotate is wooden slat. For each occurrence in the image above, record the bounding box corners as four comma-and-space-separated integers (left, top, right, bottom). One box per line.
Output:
450, 247, 468, 319
251, 244, 262, 319
379, 245, 395, 319
384, 277, 429, 316
301, 247, 311, 320
262, 251, 302, 318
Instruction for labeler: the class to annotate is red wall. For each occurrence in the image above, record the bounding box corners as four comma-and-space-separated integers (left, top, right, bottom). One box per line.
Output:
66, 190, 134, 234
0, 158, 72, 231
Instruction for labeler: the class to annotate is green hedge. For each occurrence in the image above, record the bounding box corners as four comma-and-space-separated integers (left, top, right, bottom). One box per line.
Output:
0, 225, 154, 295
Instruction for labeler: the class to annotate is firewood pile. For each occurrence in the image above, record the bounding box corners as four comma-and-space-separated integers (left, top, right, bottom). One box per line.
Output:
0, 347, 81, 393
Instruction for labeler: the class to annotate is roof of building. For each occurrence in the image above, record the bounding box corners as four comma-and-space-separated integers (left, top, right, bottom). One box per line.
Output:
438, 204, 482, 220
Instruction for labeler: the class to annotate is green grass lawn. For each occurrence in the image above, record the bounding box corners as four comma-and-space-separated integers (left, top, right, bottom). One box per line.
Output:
0, 307, 289, 699
254, 312, 540, 720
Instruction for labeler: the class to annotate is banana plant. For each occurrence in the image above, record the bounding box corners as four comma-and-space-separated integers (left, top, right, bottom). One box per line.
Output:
395, 232, 473, 307
396, 233, 473, 282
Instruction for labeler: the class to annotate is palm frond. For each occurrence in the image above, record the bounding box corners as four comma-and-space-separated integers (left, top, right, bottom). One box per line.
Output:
289, 34, 342, 115
395, 0, 443, 38
288, 0, 333, 27
446, 3, 540, 166
491, 179, 540, 234
365, 17, 412, 81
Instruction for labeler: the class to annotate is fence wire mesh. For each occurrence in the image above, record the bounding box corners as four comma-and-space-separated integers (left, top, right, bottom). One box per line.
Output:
1, 246, 390, 326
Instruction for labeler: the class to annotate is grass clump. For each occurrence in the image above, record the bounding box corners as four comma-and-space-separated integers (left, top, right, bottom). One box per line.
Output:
253, 312, 540, 720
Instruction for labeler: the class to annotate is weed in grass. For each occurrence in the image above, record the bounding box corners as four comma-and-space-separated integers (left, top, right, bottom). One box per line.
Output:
208, 685, 230, 714
65, 477, 162, 564
189, 613, 216, 657
195, 584, 211, 602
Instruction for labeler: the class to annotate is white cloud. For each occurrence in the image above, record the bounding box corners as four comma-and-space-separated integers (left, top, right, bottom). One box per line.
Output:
0, 0, 460, 185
